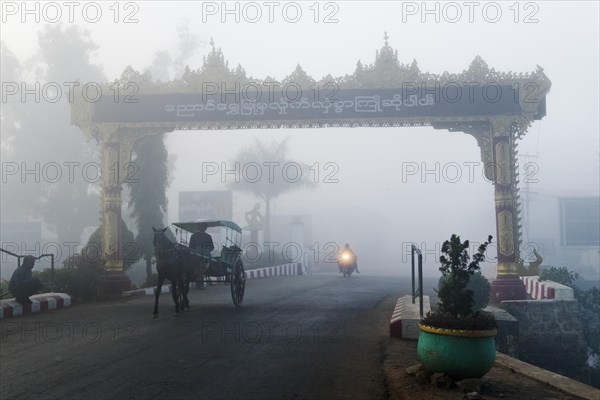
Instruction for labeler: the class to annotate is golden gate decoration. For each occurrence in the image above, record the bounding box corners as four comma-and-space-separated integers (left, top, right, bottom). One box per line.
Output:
71, 37, 551, 301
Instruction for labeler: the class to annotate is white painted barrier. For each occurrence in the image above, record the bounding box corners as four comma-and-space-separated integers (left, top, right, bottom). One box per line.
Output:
0, 293, 72, 319
520, 276, 574, 300
246, 263, 302, 280
124, 262, 304, 296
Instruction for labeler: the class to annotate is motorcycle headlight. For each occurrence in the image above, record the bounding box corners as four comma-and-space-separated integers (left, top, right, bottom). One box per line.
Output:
341, 252, 350, 260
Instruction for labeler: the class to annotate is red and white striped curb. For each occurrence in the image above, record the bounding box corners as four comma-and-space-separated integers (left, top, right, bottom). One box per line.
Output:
123, 263, 303, 297
520, 276, 574, 300
246, 263, 302, 280
122, 285, 171, 297
0, 293, 72, 319
389, 295, 430, 339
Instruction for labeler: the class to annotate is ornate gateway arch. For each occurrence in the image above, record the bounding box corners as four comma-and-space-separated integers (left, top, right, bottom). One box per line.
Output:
71, 37, 551, 302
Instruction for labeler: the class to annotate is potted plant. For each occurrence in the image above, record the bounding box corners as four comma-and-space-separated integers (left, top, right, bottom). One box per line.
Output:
417, 234, 497, 380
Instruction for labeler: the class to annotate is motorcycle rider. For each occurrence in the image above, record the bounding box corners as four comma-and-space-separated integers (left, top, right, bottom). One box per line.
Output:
339, 243, 360, 274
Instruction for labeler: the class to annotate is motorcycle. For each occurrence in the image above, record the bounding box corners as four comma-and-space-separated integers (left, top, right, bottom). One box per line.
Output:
338, 249, 357, 277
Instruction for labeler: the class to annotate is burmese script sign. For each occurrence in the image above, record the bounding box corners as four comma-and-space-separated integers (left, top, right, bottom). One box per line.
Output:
93, 86, 523, 123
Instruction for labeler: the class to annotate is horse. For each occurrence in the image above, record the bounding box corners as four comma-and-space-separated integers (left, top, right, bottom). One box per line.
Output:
152, 227, 206, 317
152, 227, 190, 318
177, 248, 203, 312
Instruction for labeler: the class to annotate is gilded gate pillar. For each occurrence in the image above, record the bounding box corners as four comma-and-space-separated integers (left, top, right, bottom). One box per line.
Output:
95, 127, 172, 295
489, 118, 527, 303
96, 125, 132, 294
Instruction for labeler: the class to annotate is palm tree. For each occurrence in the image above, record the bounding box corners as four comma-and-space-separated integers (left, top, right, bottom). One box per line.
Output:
227, 137, 316, 242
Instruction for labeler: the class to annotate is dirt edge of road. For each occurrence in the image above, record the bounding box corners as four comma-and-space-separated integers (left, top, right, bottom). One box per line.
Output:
381, 335, 595, 400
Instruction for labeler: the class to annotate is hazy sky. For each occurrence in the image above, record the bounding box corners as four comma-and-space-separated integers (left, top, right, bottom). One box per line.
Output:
2, 1, 599, 276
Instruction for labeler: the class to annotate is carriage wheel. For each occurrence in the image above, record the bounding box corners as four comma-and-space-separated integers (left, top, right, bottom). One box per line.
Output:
230, 260, 246, 307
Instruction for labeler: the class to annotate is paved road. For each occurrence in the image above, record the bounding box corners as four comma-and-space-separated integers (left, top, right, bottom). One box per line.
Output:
0, 274, 437, 400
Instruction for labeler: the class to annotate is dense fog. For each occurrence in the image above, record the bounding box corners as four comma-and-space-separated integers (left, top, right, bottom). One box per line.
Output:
1, 1, 598, 283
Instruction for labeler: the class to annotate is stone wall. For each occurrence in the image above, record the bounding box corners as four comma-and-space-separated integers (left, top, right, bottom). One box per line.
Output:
502, 299, 588, 378
485, 305, 519, 357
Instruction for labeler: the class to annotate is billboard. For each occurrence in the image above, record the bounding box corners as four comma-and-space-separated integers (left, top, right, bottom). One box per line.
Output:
559, 197, 600, 247
178, 191, 232, 221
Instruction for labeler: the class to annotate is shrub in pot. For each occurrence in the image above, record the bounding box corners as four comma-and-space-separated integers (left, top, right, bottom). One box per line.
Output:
418, 234, 497, 380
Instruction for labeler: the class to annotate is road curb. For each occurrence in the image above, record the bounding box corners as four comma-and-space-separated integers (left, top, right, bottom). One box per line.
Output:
495, 352, 600, 400
122, 285, 171, 297
388, 298, 599, 399
122, 262, 303, 296
389, 295, 430, 339
246, 263, 302, 280
0, 293, 72, 319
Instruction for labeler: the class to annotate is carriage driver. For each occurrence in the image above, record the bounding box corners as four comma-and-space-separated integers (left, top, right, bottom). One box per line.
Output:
189, 226, 215, 288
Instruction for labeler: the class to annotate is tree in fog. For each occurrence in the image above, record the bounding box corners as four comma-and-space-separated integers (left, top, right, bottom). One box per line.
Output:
227, 137, 316, 242
1, 26, 103, 245
145, 21, 202, 82
127, 134, 170, 282
125, 21, 199, 282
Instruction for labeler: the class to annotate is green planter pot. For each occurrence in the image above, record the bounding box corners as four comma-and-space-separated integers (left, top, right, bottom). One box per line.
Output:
417, 324, 497, 380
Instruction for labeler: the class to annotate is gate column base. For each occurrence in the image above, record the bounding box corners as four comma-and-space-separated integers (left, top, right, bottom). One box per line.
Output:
97, 272, 132, 295
490, 276, 527, 304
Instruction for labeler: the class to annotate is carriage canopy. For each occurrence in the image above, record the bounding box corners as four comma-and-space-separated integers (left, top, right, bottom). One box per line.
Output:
173, 220, 242, 234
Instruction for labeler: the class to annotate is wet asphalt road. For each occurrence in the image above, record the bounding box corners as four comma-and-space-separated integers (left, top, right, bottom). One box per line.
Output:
0, 274, 437, 400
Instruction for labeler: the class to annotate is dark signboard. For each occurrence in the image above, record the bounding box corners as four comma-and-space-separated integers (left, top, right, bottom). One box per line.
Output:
560, 197, 600, 247
178, 191, 232, 221
93, 86, 522, 123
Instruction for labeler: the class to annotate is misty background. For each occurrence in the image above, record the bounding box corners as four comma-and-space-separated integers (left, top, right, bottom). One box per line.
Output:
1, 1, 598, 284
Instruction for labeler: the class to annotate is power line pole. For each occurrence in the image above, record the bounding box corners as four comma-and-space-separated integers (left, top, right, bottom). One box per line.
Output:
519, 153, 539, 248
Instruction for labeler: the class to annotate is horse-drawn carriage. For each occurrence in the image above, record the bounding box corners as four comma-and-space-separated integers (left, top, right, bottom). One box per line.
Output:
152, 220, 246, 317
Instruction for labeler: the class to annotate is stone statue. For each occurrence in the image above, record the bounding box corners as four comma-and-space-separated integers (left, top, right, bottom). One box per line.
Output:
245, 203, 264, 230
528, 248, 543, 276
517, 248, 543, 276
245, 203, 264, 246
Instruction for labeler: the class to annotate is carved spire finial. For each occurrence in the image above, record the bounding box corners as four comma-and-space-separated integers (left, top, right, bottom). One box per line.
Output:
374, 32, 399, 70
